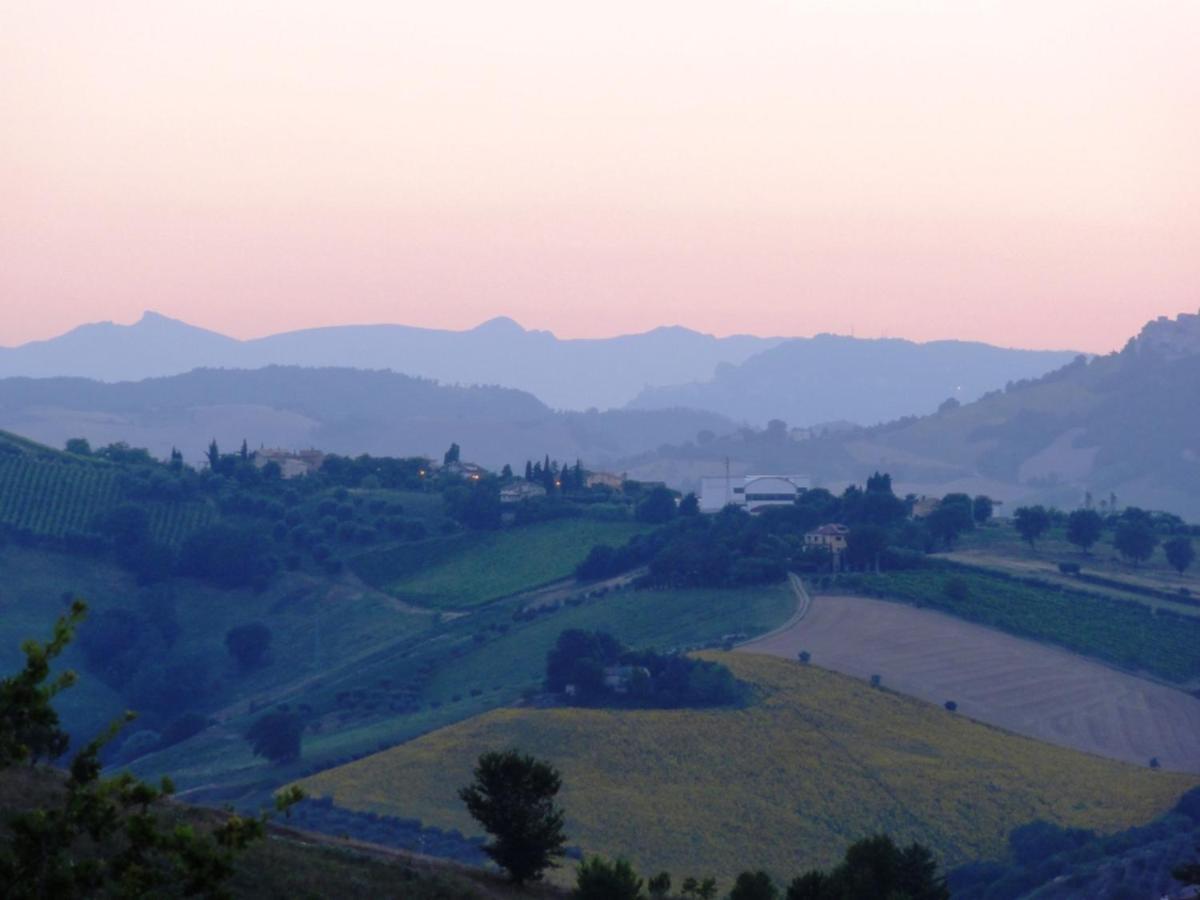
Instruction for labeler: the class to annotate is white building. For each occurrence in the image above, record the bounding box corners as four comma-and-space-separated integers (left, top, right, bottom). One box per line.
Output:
500, 481, 547, 504
700, 474, 810, 514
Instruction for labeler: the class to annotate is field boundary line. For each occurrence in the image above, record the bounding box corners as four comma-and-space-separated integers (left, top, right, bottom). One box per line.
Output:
735, 574, 810, 648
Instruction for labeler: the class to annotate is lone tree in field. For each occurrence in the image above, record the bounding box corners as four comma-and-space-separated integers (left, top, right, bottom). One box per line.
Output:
1066, 509, 1104, 554
459, 749, 567, 884
1165, 536, 1196, 575
1114, 519, 1158, 566
1013, 505, 1051, 550
225, 622, 272, 671
245, 710, 303, 764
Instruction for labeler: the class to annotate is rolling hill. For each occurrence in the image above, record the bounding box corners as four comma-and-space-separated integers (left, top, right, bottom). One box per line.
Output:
2, 311, 1078, 422
299, 653, 1196, 884
0, 311, 779, 411
627, 334, 1079, 427
624, 310, 1200, 518
0, 367, 734, 470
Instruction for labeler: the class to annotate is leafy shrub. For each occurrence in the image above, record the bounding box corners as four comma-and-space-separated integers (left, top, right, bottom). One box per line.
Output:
575, 856, 644, 900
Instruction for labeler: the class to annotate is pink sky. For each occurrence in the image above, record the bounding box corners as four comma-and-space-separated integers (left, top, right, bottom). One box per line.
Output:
2, 1, 1197, 351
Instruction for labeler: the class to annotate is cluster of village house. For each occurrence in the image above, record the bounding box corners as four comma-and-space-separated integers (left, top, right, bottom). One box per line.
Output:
251, 448, 948, 564
250, 447, 625, 505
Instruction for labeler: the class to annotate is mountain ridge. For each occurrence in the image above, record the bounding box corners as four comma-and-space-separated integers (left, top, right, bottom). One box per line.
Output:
1, 311, 1078, 418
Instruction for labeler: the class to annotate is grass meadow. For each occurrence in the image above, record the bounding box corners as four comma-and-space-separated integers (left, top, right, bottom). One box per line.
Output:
300, 654, 1197, 885
375, 519, 652, 608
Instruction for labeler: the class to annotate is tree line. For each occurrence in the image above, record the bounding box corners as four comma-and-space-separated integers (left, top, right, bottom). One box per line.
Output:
1013, 504, 1195, 572
545, 630, 745, 708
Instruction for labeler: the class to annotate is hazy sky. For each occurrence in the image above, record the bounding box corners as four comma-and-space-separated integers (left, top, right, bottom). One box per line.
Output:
2, 1, 1197, 351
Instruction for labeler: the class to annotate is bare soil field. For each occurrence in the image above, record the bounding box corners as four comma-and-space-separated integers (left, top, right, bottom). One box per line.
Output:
738, 593, 1200, 773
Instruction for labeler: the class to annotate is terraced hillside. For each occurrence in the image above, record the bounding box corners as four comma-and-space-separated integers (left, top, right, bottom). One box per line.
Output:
0, 431, 215, 544
299, 654, 1196, 883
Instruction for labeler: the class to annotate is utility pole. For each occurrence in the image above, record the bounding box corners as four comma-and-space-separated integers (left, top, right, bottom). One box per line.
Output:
725, 456, 732, 507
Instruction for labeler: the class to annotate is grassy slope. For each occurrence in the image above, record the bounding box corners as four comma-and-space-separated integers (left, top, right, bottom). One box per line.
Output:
0, 545, 437, 761
300, 654, 1197, 885
380, 520, 652, 608
137, 583, 796, 803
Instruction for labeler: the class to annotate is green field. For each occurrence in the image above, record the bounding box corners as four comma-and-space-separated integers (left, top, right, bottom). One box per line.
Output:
301, 653, 1197, 885
837, 568, 1200, 683
128, 581, 796, 801
372, 519, 653, 608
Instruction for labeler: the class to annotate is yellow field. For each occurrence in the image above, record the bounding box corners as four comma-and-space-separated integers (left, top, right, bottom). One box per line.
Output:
300, 653, 1197, 883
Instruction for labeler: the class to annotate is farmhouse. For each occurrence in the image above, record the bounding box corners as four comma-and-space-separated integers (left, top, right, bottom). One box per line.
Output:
500, 481, 547, 504
805, 523, 850, 554
586, 471, 625, 491
603, 665, 649, 694
910, 496, 941, 519
254, 448, 326, 479
700, 473, 810, 513
440, 460, 487, 480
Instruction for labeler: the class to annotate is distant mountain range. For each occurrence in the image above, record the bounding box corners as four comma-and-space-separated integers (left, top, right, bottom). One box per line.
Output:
627, 335, 1081, 427
0, 366, 733, 470
0, 312, 778, 412
623, 310, 1200, 518
0, 312, 1077, 422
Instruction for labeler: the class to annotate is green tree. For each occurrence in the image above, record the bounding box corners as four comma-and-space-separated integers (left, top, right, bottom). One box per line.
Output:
636, 486, 678, 524
458, 750, 567, 884
224, 622, 272, 671
729, 870, 778, 900
647, 871, 672, 898
445, 480, 502, 530
972, 495, 994, 525
206, 439, 220, 470
1165, 536, 1196, 575
179, 524, 277, 589
696, 877, 718, 899
927, 499, 973, 549
574, 856, 644, 899
846, 525, 887, 572
827, 835, 948, 900
1066, 508, 1104, 554
1114, 519, 1158, 566
1013, 505, 1051, 550
0, 600, 84, 766
0, 604, 281, 897
679, 493, 700, 517
245, 710, 303, 764
786, 871, 831, 900
1174, 855, 1200, 888
64, 437, 91, 456
443, 442, 461, 464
